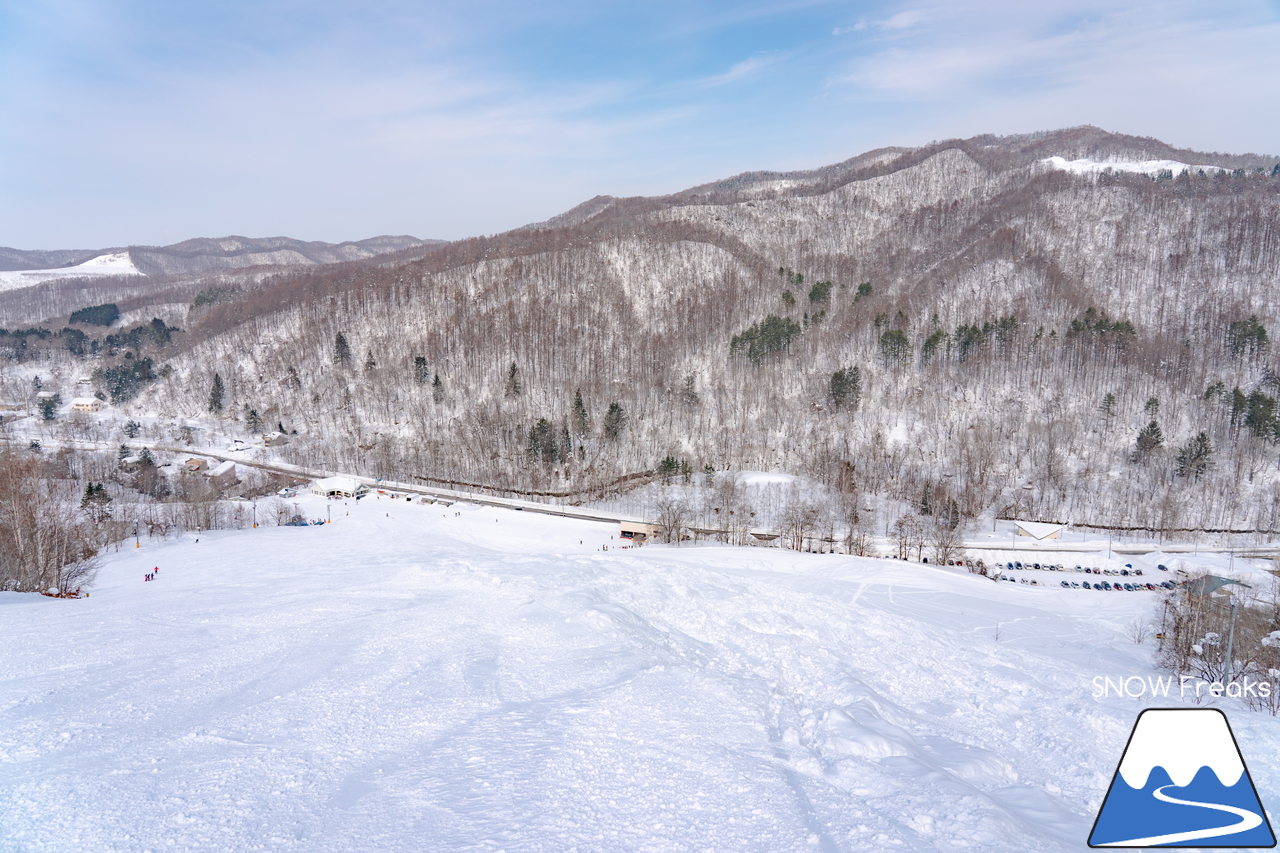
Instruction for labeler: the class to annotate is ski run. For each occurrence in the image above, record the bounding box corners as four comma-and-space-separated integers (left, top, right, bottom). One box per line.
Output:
3, 490, 1279, 852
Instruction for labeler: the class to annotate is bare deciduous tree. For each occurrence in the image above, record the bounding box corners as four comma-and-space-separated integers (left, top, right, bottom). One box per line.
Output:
0, 452, 100, 594
654, 495, 690, 545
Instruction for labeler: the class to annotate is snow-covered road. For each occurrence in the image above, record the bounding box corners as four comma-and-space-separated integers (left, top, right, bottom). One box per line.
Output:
2, 495, 1277, 852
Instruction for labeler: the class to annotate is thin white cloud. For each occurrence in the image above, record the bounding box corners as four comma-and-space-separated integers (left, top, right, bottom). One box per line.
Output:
879, 10, 927, 29
3, 0, 1279, 248
829, 0, 1280, 101
690, 53, 788, 88
834, 8, 926, 35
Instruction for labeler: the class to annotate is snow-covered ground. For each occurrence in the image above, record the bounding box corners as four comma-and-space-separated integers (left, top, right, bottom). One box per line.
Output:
1041, 156, 1227, 177
0, 251, 144, 292
3, 494, 1279, 852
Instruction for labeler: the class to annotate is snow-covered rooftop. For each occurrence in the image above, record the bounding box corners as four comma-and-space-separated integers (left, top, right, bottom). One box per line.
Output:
1013, 520, 1066, 540
311, 476, 364, 493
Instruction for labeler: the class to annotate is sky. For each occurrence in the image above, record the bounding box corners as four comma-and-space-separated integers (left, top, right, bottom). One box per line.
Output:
1, 0, 1278, 250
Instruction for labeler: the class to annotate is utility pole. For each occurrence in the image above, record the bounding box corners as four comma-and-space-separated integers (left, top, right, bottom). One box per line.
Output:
1224, 596, 1239, 684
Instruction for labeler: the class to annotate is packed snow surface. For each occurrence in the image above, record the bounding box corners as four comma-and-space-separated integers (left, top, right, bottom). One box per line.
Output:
1041, 156, 1227, 177
3, 495, 1278, 852
0, 251, 143, 292
737, 470, 796, 485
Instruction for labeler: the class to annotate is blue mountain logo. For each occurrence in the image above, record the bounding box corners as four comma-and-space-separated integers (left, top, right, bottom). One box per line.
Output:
1089, 708, 1275, 847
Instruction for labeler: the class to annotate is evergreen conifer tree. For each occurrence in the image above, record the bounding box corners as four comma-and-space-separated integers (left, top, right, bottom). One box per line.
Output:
333, 333, 351, 367
829, 367, 861, 410
603, 402, 626, 440
527, 418, 557, 464
572, 389, 590, 435
38, 394, 61, 421
208, 373, 225, 413
681, 375, 699, 408
1136, 420, 1164, 454
1175, 432, 1214, 480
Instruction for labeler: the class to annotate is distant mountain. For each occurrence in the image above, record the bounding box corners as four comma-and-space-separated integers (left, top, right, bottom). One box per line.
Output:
9, 126, 1280, 537
0, 234, 443, 276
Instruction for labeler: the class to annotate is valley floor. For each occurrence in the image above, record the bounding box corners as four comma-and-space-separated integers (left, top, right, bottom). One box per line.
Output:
2, 494, 1278, 852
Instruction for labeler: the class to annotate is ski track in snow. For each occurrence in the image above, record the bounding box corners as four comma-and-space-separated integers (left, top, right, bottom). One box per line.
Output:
2, 495, 1277, 852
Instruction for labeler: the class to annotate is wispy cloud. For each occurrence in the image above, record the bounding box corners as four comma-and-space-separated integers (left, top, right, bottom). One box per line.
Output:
834, 8, 926, 34
827, 0, 1280, 105
1, 0, 1278, 247
688, 53, 789, 88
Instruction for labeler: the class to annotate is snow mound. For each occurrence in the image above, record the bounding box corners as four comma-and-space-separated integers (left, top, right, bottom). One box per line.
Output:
1042, 156, 1227, 177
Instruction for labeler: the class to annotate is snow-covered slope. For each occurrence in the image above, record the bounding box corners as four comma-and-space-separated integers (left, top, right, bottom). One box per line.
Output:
1041, 155, 1227, 176
0, 251, 143, 292
4, 495, 1275, 852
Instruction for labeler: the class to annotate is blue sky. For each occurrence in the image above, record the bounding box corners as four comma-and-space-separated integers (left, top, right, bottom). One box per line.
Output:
2, 0, 1278, 249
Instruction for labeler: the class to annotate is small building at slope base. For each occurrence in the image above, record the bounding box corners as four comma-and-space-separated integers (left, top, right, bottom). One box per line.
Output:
310, 477, 370, 499
1013, 520, 1065, 540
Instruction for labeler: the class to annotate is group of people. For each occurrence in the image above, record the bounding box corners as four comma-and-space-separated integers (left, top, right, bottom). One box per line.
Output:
143, 566, 159, 582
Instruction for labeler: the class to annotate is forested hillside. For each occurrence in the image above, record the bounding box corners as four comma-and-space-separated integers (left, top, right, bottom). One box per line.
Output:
7, 126, 1280, 536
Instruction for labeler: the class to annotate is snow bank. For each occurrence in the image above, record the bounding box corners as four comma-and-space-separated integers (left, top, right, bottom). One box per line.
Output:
2, 495, 1276, 852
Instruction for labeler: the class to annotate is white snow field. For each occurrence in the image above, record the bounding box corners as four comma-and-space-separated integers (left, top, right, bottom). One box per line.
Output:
3, 495, 1278, 853
0, 252, 144, 292
1040, 156, 1229, 178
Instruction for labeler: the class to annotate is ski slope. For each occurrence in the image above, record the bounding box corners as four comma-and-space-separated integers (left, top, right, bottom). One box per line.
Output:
2, 495, 1278, 852
1041, 156, 1228, 177
0, 251, 144, 292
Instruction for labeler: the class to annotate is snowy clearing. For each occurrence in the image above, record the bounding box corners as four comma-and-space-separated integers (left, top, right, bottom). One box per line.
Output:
1041, 156, 1227, 177
0, 252, 144, 292
2, 494, 1278, 852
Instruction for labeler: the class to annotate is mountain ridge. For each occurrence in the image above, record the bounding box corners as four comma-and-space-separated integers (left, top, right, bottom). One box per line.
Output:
6, 126, 1280, 539
0, 233, 443, 276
